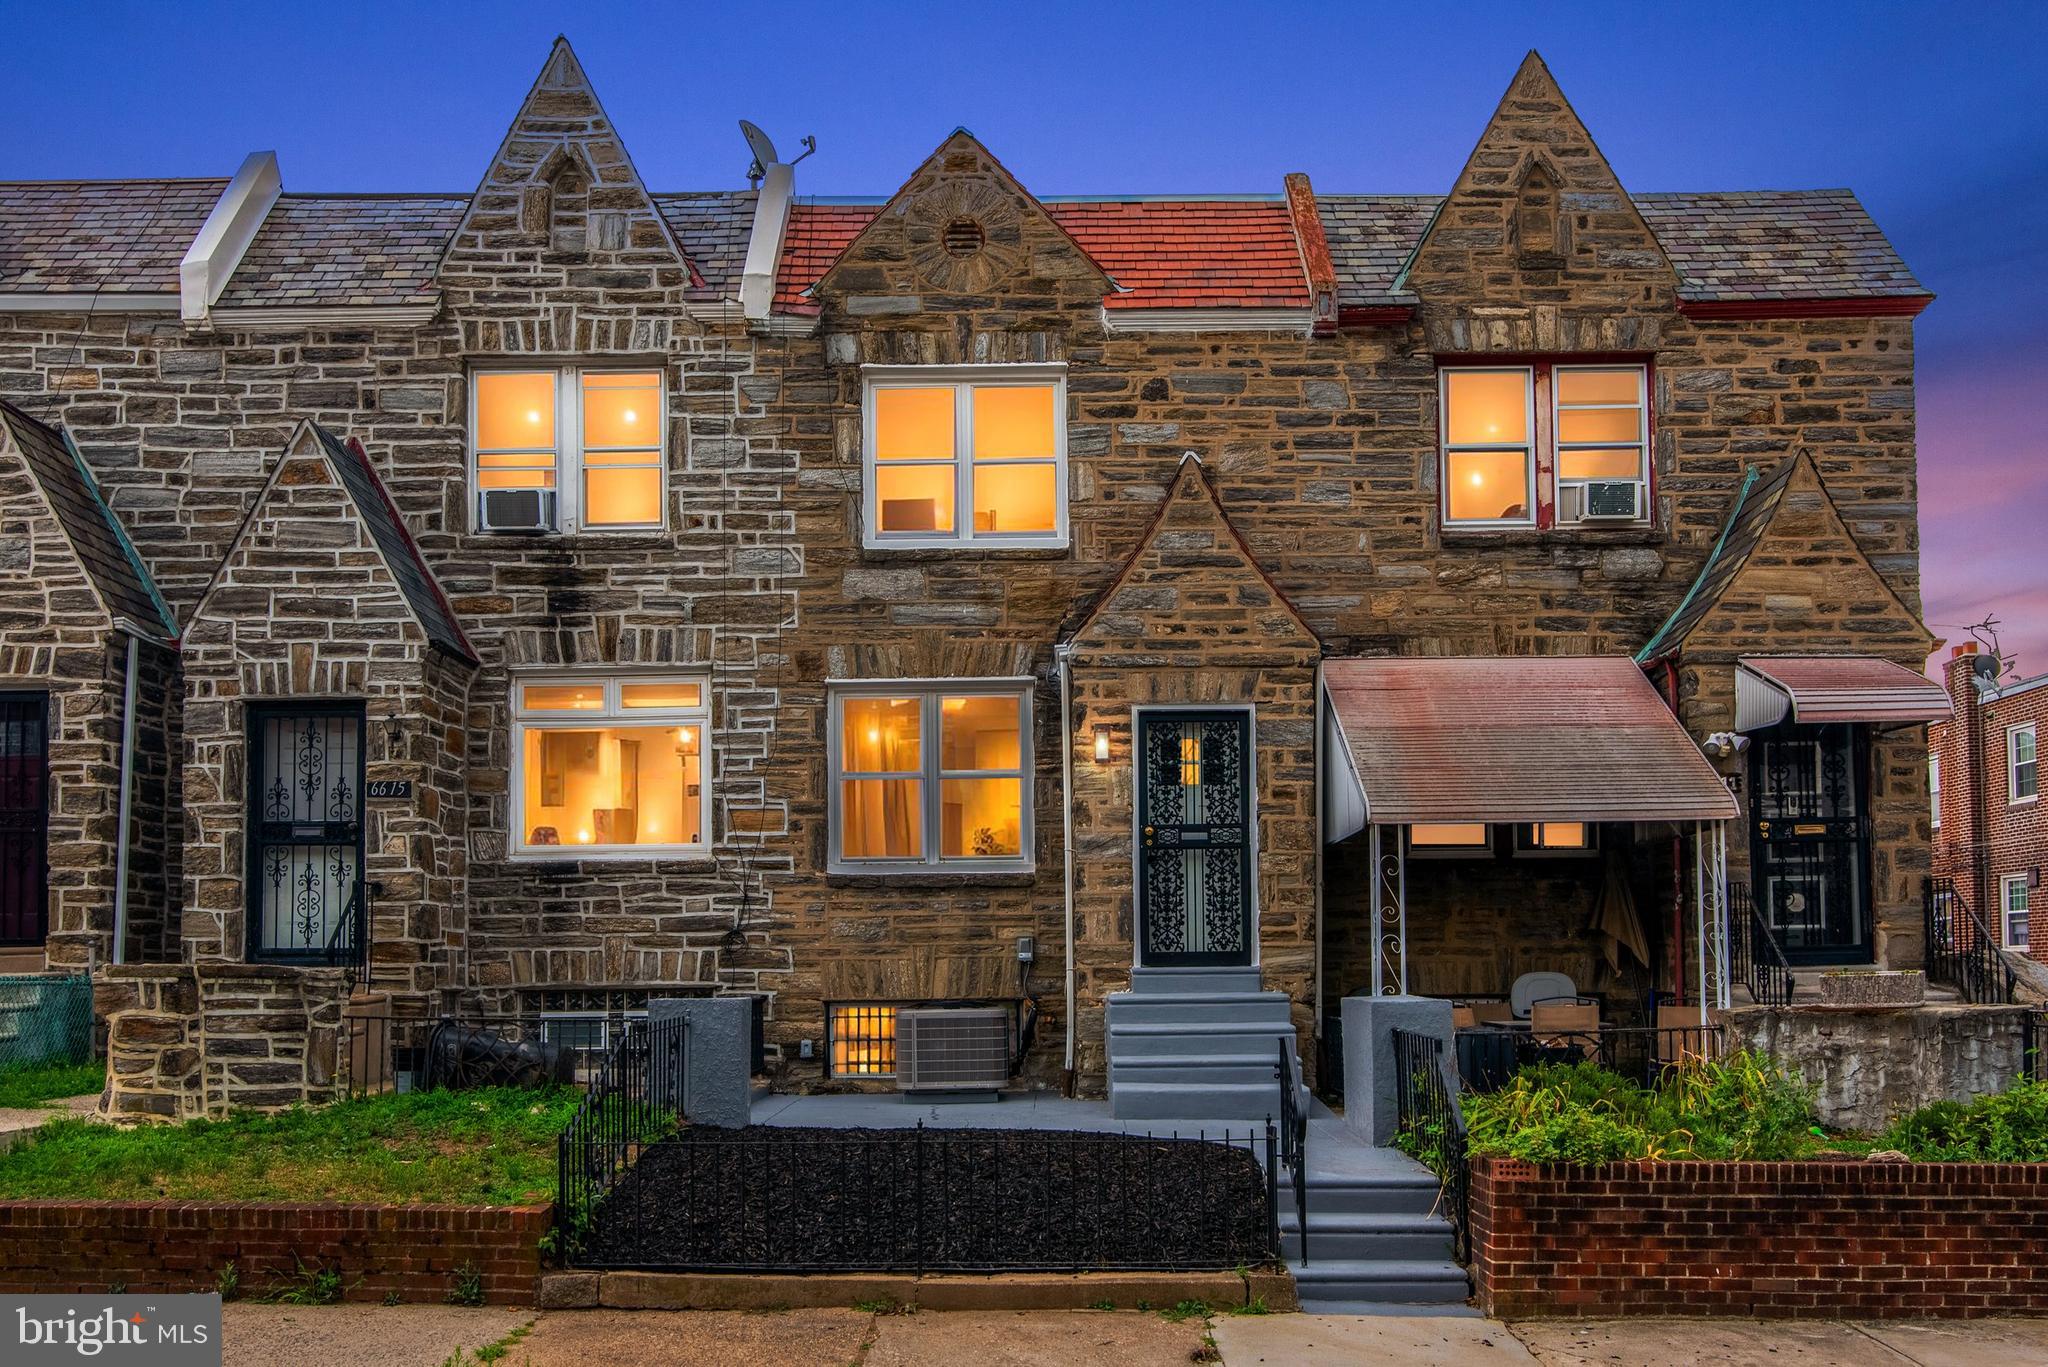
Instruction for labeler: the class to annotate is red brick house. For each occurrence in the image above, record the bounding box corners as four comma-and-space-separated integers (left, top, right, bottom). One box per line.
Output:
0, 44, 1948, 1115
1932, 642, 2044, 960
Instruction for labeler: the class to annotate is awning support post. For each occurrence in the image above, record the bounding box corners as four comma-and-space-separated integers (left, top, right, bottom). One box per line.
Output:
1371, 824, 1406, 996
1693, 822, 1710, 1024
1713, 823, 1732, 1013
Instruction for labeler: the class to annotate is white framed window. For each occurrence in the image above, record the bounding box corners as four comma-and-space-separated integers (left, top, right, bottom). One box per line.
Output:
471, 367, 666, 533
1408, 823, 1494, 858
1439, 367, 1536, 528
1514, 822, 1596, 857
827, 680, 1034, 873
1552, 365, 1650, 525
2003, 874, 2030, 951
1929, 754, 1941, 829
2011, 724, 2038, 804
861, 364, 1067, 549
510, 673, 710, 859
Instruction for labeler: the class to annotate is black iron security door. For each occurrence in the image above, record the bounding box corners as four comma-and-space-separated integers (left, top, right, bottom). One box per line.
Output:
246, 703, 365, 962
0, 693, 48, 946
1748, 723, 1872, 964
1137, 710, 1253, 967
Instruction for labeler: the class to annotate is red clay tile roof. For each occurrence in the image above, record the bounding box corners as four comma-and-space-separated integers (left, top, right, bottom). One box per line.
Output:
1324, 655, 1739, 824
0, 178, 226, 294
217, 194, 466, 308
1048, 200, 1310, 309
774, 201, 882, 313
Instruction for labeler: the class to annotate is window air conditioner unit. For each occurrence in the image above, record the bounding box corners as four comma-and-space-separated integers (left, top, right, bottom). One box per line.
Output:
1580, 479, 1645, 521
895, 1007, 1011, 1094
479, 487, 558, 533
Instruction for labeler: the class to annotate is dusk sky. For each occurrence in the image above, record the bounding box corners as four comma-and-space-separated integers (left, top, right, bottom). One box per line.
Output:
4, 1, 2042, 678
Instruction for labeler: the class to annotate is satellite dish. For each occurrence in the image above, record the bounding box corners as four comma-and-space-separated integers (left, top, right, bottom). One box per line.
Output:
739, 120, 779, 183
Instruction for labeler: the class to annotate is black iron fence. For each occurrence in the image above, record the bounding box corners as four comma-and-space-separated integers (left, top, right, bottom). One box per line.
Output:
1276, 1036, 1308, 1264
1926, 877, 2017, 1005
2024, 1011, 2048, 1085
1454, 1022, 1725, 1094
1391, 1028, 1469, 1263
1729, 882, 1796, 1006
556, 1017, 688, 1261
569, 1120, 1279, 1273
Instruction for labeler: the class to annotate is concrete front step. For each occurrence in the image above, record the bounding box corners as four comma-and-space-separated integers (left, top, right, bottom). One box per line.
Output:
1280, 1211, 1457, 1263
1288, 1257, 1470, 1307
1128, 966, 1264, 996
1106, 1080, 1284, 1122
1291, 1173, 1447, 1217
1109, 1054, 1285, 1090
1103, 992, 1293, 1027
1106, 1021, 1294, 1057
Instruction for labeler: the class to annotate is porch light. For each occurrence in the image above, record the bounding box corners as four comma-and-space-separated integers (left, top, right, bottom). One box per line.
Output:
1094, 727, 1110, 762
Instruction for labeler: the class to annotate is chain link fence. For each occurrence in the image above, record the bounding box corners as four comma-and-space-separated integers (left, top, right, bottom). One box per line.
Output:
0, 974, 94, 1071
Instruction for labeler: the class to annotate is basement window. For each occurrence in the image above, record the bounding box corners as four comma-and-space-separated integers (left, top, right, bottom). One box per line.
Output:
861, 365, 1067, 549
829, 1004, 898, 1077
512, 674, 710, 859
828, 681, 1033, 873
472, 368, 665, 533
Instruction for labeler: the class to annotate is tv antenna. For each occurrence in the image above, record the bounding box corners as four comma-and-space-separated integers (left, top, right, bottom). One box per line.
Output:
740, 120, 816, 188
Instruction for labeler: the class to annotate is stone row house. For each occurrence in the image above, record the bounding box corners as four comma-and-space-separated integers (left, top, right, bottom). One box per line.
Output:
1932, 642, 2043, 961
0, 42, 1948, 1116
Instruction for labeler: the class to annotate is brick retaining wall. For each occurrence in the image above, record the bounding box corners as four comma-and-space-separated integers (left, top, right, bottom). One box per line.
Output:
0, 1201, 549, 1305
1471, 1156, 2048, 1318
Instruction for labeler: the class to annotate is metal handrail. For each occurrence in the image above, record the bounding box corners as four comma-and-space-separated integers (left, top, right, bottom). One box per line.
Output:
322, 880, 372, 986
1275, 1037, 1308, 1264
1391, 1028, 1469, 1263
1926, 877, 2017, 1005
1728, 882, 1795, 1006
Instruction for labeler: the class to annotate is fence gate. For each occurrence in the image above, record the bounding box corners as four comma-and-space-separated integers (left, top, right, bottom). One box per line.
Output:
0, 693, 48, 947
246, 703, 365, 962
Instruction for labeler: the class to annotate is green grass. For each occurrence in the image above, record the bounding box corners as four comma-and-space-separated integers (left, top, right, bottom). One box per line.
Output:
0, 1086, 578, 1205
0, 1058, 103, 1109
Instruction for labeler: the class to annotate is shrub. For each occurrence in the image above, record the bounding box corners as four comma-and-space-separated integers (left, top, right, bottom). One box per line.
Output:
1878, 1077, 2048, 1162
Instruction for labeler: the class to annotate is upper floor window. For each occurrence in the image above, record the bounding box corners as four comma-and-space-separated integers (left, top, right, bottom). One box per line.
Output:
512, 674, 709, 859
473, 368, 664, 534
862, 365, 1066, 549
1929, 754, 1941, 829
2012, 724, 2038, 804
1438, 362, 1649, 529
827, 681, 1034, 873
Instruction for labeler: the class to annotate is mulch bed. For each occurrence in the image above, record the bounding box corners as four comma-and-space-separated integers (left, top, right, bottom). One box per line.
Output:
576, 1125, 1273, 1272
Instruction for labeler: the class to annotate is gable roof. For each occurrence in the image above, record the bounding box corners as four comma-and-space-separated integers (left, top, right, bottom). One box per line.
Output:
1634, 458, 1792, 663
0, 400, 175, 639
0, 178, 226, 295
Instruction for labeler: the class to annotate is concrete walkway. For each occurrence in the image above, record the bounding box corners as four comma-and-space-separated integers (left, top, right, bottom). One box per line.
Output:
213, 1306, 2048, 1366
0, 1091, 96, 1150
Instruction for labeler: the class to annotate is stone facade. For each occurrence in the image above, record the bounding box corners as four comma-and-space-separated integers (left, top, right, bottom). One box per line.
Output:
0, 45, 1940, 1098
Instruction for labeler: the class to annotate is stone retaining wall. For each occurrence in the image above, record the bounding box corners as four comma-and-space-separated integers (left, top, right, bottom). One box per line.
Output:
1470, 1156, 2048, 1319
0, 1200, 548, 1305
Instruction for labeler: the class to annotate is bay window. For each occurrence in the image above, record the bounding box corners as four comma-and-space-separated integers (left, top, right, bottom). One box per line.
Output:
512, 674, 709, 858
472, 368, 665, 533
829, 681, 1033, 872
1438, 362, 1650, 529
862, 365, 1066, 548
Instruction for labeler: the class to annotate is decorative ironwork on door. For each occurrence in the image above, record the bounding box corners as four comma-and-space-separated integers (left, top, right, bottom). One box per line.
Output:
1137, 711, 1253, 967
1748, 723, 1871, 964
247, 704, 365, 963
0, 693, 49, 946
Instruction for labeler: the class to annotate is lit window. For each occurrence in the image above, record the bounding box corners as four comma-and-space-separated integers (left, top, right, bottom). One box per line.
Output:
1410, 823, 1492, 856
513, 674, 709, 857
1520, 822, 1593, 853
1930, 755, 1941, 830
863, 366, 1065, 547
2003, 875, 2030, 951
472, 369, 664, 532
2011, 725, 2038, 803
830, 683, 1032, 871
830, 1004, 898, 1077
1438, 363, 1650, 529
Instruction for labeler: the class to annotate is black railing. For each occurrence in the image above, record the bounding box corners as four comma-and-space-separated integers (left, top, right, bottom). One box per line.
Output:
2025, 1011, 2048, 1084
1392, 1028, 1469, 1263
1454, 1023, 1724, 1094
569, 1120, 1280, 1273
556, 1018, 688, 1262
322, 880, 372, 985
1276, 1037, 1308, 1264
1926, 877, 2017, 1005
1729, 882, 1796, 1006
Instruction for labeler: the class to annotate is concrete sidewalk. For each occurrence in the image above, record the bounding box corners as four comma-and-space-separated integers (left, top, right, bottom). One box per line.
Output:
217, 1305, 2048, 1366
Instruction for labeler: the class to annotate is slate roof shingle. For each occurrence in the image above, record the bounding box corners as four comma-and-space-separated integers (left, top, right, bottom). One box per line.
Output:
217, 194, 467, 308
0, 400, 175, 638
1315, 195, 1442, 308
655, 190, 756, 303
1633, 190, 1928, 302
0, 179, 226, 294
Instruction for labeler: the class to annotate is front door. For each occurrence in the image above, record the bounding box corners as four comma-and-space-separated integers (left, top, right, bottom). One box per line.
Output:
0, 693, 48, 946
1748, 723, 1872, 964
247, 703, 365, 963
1136, 709, 1254, 967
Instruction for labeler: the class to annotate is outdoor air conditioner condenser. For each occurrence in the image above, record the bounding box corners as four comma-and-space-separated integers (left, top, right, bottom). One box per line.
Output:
894, 1007, 1012, 1094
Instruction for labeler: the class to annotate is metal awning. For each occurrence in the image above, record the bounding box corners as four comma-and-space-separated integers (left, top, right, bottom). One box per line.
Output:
1735, 656, 1951, 732
1323, 655, 1738, 828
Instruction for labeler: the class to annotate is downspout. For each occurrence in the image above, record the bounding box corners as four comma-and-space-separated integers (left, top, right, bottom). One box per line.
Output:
1312, 664, 1325, 1063
1055, 643, 1078, 1087
110, 627, 141, 965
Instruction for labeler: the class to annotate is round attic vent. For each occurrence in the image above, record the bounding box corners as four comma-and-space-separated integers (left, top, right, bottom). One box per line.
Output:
942, 218, 987, 257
